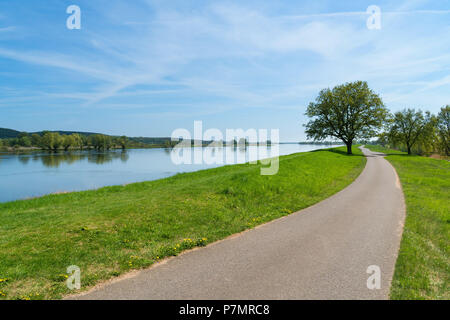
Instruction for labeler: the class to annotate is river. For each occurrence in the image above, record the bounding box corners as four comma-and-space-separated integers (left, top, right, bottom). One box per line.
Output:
0, 144, 341, 202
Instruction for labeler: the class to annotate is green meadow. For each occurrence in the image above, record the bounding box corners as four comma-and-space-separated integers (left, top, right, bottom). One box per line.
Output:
366, 145, 449, 300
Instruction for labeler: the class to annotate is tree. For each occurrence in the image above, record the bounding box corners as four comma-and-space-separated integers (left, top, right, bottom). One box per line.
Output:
90, 134, 112, 150
414, 114, 437, 156
164, 140, 172, 148
16, 132, 31, 147
19, 135, 32, 147
118, 135, 128, 149
305, 81, 388, 154
41, 132, 63, 151
31, 133, 42, 147
63, 135, 75, 151
90, 134, 101, 150
436, 105, 450, 156
388, 109, 433, 155
41, 132, 54, 150
81, 135, 89, 149
71, 133, 83, 150
7, 138, 17, 147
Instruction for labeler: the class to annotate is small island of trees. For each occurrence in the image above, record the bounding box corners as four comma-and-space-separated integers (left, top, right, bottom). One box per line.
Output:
0, 132, 136, 151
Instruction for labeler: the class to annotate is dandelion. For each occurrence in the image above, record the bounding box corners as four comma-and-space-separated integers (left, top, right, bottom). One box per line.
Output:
57, 274, 68, 280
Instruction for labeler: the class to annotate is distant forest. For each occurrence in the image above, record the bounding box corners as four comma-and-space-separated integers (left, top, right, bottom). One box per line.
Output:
0, 128, 176, 151
0, 128, 270, 151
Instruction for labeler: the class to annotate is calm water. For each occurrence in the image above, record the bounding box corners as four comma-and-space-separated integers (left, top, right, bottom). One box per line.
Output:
0, 144, 341, 203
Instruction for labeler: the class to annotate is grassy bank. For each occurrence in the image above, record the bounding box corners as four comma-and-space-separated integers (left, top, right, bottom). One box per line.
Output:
366, 145, 449, 299
0, 146, 365, 300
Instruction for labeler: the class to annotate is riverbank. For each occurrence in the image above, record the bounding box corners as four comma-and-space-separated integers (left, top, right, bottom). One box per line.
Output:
0, 145, 165, 153
0, 146, 365, 300
365, 145, 449, 300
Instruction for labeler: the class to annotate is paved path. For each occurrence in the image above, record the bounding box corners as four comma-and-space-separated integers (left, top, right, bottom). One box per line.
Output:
70, 147, 405, 300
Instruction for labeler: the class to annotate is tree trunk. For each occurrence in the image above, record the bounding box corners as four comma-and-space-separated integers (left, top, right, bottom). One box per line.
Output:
407, 145, 411, 155
346, 142, 352, 155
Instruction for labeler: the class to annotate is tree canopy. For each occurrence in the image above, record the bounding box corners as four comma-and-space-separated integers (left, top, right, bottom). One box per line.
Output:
305, 81, 388, 154
387, 109, 434, 155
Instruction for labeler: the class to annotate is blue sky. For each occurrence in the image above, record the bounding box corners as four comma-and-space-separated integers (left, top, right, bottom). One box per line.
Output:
0, 0, 449, 141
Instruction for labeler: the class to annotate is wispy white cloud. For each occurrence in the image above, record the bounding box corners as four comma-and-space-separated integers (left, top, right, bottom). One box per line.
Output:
0, 48, 120, 82
0, 26, 15, 32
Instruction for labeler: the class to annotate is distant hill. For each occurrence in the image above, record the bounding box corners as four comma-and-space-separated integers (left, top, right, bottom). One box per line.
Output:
0, 128, 22, 138
38, 130, 101, 137
129, 137, 172, 145
0, 128, 101, 139
0, 127, 174, 145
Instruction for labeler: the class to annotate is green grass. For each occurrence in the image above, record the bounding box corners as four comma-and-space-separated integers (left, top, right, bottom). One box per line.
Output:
0, 146, 365, 300
366, 145, 449, 299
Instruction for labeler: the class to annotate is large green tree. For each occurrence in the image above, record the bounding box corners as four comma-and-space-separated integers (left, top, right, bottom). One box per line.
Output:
388, 109, 434, 155
305, 81, 388, 154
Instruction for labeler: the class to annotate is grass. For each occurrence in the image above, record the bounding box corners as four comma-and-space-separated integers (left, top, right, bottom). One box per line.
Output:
365, 145, 449, 299
0, 146, 365, 300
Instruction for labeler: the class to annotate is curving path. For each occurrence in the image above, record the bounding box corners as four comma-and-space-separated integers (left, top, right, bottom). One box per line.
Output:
70, 147, 405, 300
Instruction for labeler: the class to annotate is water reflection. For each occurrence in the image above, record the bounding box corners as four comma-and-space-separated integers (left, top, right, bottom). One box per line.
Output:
17, 150, 130, 168
27, 146, 268, 168
18, 156, 31, 165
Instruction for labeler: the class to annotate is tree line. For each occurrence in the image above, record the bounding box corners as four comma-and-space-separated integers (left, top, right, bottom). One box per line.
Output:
0, 132, 130, 151
379, 106, 449, 156
0, 132, 275, 151
305, 81, 449, 156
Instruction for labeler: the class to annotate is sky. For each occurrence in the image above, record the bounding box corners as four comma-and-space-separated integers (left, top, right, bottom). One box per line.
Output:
0, 0, 449, 141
